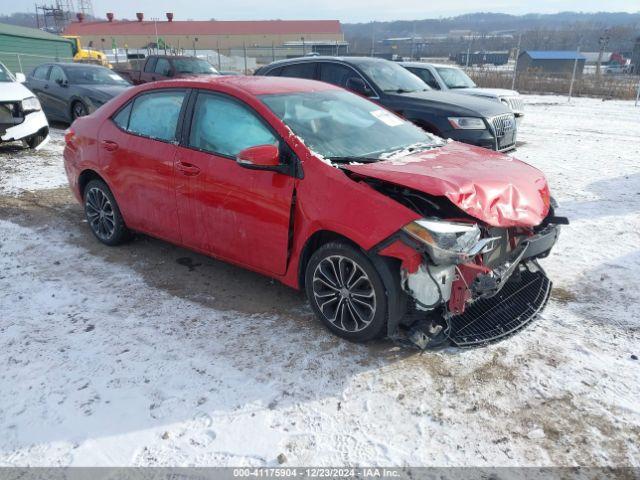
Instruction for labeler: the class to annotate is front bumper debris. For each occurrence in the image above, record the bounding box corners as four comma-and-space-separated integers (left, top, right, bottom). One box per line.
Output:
448, 262, 551, 347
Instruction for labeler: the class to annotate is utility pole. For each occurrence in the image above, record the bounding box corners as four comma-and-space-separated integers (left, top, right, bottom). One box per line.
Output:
511, 33, 522, 91
568, 45, 581, 102
596, 29, 610, 80
370, 22, 375, 57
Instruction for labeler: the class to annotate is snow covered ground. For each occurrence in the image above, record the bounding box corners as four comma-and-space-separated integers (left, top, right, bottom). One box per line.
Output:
0, 96, 639, 467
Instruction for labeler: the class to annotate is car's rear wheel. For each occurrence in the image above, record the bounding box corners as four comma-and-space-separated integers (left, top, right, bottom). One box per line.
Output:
305, 242, 388, 342
83, 179, 130, 246
71, 101, 88, 121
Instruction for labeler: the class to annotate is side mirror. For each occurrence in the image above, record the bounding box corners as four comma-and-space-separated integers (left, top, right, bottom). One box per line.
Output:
15, 72, 26, 83
346, 77, 374, 97
236, 144, 280, 169
166, 69, 175, 77
56, 78, 68, 87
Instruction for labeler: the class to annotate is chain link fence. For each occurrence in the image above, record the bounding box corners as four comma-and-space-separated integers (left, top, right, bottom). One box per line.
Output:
464, 63, 640, 101
0, 51, 73, 75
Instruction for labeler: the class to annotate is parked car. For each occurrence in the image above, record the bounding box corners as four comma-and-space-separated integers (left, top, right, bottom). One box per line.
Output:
400, 62, 525, 123
114, 55, 219, 85
26, 63, 130, 123
63, 76, 566, 348
0, 61, 49, 149
255, 57, 518, 152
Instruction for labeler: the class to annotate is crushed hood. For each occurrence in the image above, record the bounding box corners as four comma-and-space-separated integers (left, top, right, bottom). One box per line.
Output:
345, 142, 550, 227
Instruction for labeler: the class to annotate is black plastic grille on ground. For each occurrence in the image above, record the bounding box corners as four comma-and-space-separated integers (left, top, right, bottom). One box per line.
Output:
448, 267, 552, 348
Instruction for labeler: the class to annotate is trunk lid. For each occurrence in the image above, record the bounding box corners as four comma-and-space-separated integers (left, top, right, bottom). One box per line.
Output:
345, 142, 550, 227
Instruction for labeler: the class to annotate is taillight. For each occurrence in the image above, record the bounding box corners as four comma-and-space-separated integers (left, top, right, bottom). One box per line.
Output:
64, 128, 75, 147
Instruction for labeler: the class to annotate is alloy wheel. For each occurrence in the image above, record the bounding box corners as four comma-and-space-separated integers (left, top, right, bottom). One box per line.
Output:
85, 187, 115, 241
73, 102, 88, 119
312, 255, 377, 333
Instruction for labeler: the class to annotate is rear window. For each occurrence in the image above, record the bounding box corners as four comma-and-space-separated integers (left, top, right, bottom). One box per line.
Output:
125, 90, 186, 142
279, 63, 316, 80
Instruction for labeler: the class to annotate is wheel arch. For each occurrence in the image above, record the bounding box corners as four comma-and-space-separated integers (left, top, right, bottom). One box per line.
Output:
78, 169, 107, 198
297, 230, 362, 290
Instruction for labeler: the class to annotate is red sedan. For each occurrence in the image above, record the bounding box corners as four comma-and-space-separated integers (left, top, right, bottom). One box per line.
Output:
63, 76, 566, 348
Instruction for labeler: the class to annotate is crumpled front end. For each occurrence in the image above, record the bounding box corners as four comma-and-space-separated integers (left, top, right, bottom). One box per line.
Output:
376, 198, 568, 349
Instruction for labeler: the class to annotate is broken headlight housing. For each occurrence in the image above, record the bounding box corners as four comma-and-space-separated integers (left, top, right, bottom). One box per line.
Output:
403, 219, 495, 265
21, 96, 41, 113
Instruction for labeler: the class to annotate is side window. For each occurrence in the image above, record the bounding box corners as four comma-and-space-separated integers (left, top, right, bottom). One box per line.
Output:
112, 102, 133, 130
49, 66, 66, 84
144, 57, 157, 73
409, 68, 440, 90
154, 58, 171, 76
188, 93, 277, 157
127, 90, 186, 141
319, 63, 359, 88
266, 66, 283, 76
32, 65, 50, 80
279, 63, 316, 79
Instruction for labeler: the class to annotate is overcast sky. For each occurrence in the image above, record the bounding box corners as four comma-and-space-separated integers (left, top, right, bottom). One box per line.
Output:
3, 0, 639, 23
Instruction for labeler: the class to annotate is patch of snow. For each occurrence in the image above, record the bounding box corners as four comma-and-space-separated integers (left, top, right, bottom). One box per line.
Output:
0, 129, 67, 195
1, 95, 640, 466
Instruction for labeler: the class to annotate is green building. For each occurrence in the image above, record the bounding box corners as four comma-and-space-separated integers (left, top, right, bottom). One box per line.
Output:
0, 23, 74, 75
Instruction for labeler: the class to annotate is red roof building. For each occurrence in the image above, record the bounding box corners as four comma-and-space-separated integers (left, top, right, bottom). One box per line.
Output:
63, 17, 344, 52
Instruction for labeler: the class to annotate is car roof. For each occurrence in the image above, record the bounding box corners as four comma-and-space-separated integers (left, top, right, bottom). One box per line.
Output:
149, 75, 341, 96
43, 62, 108, 69
261, 55, 391, 69
400, 62, 459, 69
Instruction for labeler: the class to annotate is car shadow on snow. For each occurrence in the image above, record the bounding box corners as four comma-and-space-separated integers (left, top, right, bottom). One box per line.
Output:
561, 172, 640, 221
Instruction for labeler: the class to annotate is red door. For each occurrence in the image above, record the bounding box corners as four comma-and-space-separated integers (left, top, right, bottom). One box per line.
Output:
174, 92, 295, 275
99, 89, 188, 243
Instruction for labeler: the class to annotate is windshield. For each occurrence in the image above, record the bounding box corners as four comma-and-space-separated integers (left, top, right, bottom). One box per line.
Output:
435, 67, 476, 89
66, 67, 129, 85
173, 58, 218, 74
260, 90, 443, 161
0, 63, 14, 82
358, 61, 429, 93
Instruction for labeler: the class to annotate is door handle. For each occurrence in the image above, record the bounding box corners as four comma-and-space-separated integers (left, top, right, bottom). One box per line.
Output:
101, 140, 119, 151
177, 161, 200, 176
44, 84, 49, 89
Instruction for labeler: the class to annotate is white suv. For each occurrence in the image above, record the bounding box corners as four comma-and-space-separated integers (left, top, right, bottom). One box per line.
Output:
401, 62, 524, 124
0, 61, 49, 149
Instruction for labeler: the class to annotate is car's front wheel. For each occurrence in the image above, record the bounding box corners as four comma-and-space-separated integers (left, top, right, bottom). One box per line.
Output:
305, 242, 388, 342
83, 179, 130, 246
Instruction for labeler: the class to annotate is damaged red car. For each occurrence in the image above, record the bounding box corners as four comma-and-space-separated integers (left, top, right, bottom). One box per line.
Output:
63, 76, 567, 348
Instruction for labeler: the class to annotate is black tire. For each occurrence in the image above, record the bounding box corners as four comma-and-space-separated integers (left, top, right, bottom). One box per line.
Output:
71, 101, 88, 121
25, 132, 47, 149
83, 179, 130, 246
305, 241, 388, 342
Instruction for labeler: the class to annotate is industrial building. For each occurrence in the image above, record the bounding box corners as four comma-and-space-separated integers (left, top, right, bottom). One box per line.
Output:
517, 50, 586, 76
0, 23, 74, 74
62, 14, 347, 58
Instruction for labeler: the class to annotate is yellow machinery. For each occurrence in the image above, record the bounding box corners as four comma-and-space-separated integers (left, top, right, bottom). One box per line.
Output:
63, 35, 111, 67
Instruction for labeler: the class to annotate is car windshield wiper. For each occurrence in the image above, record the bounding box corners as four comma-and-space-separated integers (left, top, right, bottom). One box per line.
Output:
327, 156, 380, 164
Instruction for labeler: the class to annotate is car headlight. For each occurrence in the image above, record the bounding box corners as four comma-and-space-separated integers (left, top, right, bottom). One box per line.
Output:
403, 219, 496, 264
21, 96, 41, 113
448, 117, 486, 130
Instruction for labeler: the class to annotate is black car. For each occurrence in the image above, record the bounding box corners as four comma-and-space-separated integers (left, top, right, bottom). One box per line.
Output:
255, 57, 517, 152
25, 63, 130, 123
